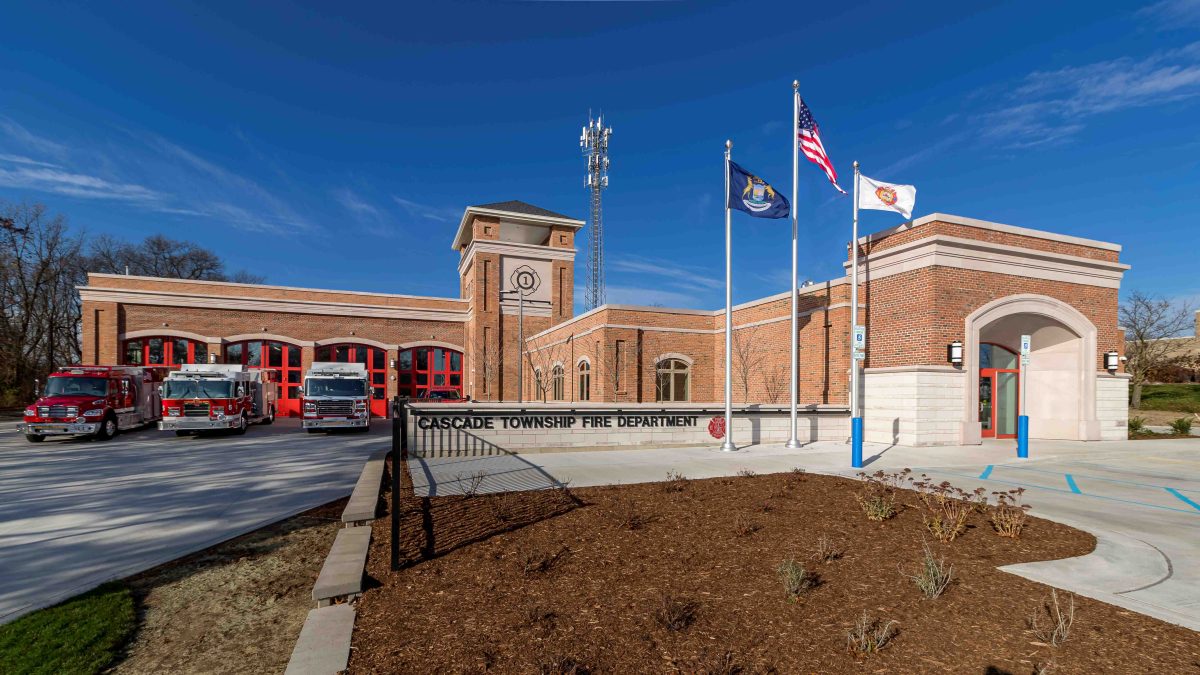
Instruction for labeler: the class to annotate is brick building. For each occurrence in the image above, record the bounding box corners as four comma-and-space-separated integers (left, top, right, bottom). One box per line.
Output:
78, 202, 1130, 445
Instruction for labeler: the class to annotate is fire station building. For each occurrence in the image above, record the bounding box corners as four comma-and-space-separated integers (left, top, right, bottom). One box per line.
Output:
77, 200, 1131, 446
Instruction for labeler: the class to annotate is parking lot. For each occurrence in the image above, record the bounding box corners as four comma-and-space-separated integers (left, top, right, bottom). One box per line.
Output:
0, 418, 387, 624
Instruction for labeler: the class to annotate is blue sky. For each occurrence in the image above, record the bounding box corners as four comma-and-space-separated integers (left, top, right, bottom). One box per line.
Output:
1, 0, 1198, 312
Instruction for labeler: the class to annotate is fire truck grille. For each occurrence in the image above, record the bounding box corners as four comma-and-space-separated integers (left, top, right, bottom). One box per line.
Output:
316, 400, 354, 416
183, 403, 211, 417
40, 405, 78, 418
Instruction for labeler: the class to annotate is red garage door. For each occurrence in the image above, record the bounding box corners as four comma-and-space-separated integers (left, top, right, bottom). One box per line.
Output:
225, 340, 302, 417
315, 343, 389, 418
396, 346, 462, 400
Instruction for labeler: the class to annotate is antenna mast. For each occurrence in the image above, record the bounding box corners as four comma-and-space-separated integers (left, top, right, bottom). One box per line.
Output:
580, 112, 611, 310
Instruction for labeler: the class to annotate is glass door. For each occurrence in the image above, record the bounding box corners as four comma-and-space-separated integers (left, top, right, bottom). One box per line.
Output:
980, 368, 1019, 439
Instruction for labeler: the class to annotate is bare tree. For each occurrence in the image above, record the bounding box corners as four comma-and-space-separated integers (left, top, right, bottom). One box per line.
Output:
761, 358, 789, 404
600, 338, 643, 401
1121, 291, 1195, 408
732, 325, 767, 404
525, 340, 567, 402
0, 202, 85, 405
88, 234, 264, 283
478, 339, 499, 401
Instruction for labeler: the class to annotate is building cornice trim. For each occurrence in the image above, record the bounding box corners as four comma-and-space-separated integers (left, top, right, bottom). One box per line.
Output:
79, 287, 470, 323
456, 240, 576, 276
119, 328, 222, 344
85, 273, 465, 305
452, 207, 585, 251
859, 213, 1122, 252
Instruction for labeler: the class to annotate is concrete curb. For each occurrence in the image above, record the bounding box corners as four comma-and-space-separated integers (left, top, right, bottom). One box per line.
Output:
285, 450, 389, 674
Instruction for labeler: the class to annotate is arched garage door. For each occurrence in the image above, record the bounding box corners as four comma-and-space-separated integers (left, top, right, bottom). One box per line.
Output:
225, 340, 302, 417
315, 343, 389, 418
396, 346, 463, 400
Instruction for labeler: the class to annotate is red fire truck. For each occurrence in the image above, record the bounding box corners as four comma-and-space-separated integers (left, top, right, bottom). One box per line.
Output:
159, 364, 277, 436
19, 365, 162, 443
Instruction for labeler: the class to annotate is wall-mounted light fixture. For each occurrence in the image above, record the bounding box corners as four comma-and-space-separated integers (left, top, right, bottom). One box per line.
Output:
389, 358, 397, 368
1105, 350, 1120, 372
947, 340, 963, 365
209, 353, 218, 364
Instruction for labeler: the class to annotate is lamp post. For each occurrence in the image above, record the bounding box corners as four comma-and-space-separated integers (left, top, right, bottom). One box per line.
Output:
500, 288, 528, 403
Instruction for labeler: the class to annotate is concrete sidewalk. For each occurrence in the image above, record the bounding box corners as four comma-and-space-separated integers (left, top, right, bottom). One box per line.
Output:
409, 437, 1200, 632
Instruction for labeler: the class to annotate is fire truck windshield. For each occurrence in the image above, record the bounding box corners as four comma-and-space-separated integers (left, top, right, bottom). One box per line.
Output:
305, 378, 366, 397
44, 377, 108, 397
161, 380, 234, 399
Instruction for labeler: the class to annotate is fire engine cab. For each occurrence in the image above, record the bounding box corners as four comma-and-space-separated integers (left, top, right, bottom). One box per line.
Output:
159, 364, 277, 435
19, 365, 162, 443
301, 362, 371, 432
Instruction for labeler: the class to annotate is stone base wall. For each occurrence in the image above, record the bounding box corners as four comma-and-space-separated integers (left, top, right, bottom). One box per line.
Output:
406, 402, 849, 456
862, 366, 965, 447
1096, 373, 1131, 441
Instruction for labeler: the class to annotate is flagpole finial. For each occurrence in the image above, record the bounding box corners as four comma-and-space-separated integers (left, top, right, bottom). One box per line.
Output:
853, 160, 859, 169
792, 80, 799, 90
725, 139, 732, 150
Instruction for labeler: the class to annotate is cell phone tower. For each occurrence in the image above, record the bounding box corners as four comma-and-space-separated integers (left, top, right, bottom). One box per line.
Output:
580, 112, 611, 311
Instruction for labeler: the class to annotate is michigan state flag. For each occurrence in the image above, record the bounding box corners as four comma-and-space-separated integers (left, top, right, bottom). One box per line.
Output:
727, 161, 790, 219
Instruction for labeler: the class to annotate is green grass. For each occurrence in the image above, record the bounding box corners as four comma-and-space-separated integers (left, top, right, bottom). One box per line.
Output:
1137, 384, 1200, 413
0, 582, 135, 675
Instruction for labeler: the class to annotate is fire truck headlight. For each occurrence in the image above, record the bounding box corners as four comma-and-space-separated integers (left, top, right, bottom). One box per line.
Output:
354, 400, 366, 411
82, 409, 105, 418
303, 402, 316, 415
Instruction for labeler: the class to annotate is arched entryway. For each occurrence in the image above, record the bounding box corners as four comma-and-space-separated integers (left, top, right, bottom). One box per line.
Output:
225, 339, 303, 417
315, 342, 389, 418
963, 295, 1099, 442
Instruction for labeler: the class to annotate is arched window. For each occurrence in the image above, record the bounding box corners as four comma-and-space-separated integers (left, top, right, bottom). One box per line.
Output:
656, 358, 690, 402
123, 336, 207, 369
396, 346, 463, 399
551, 365, 565, 401
533, 368, 544, 401
316, 343, 389, 417
578, 361, 591, 401
979, 342, 1018, 370
225, 340, 302, 415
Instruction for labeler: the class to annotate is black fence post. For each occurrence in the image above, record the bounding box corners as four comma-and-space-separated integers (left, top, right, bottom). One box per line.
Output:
390, 396, 403, 570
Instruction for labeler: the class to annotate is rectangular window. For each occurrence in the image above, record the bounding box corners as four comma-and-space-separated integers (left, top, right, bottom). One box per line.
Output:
483, 260, 491, 312
288, 346, 300, 368
434, 348, 445, 371
173, 338, 189, 365
194, 342, 208, 364
355, 346, 367, 363
268, 343, 283, 367
148, 338, 164, 365
373, 349, 385, 370
225, 343, 242, 364
246, 341, 261, 367
399, 350, 412, 371
125, 340, 143, 365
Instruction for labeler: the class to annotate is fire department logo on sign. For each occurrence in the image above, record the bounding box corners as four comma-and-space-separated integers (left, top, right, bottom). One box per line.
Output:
707, 416, 726, 439
875, 185, 898, 206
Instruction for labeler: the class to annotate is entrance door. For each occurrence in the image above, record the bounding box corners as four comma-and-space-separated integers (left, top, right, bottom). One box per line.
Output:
980, 368, 1019, 439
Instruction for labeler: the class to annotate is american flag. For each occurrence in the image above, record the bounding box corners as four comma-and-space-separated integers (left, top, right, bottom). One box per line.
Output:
796, 94, 846, 195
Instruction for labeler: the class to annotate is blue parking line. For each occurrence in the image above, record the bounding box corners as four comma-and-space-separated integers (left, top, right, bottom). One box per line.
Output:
979, 465, 994, 480
1166, 488, 1200, 512
911, 467, 1200, 515
1065, 474, 1082, 494
1002, 463, 1200, 495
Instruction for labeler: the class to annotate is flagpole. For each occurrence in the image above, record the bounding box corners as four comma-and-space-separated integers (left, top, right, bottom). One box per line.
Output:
722, 139, 736, 452
786, 81, 800, 449
850, 161, 863, 469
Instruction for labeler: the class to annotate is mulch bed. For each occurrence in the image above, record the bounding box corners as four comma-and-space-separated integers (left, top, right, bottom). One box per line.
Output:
351, 463, 1200, 674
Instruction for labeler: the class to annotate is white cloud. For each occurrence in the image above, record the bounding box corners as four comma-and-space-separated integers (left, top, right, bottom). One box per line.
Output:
0, 166, 162, 203
0, 116, 68, 158
333, 187, 383, 217
0, 153, 60, 168
393, 196, 461, 223
597, 284, 709, 309
608, 254, 723, 291
1137, 0, 1200, 29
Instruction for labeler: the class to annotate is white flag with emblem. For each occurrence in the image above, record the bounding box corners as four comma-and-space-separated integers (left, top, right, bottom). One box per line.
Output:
858, 174, 916, 219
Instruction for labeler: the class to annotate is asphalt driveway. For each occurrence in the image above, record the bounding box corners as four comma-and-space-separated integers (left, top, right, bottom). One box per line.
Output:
0, 418, 386, 624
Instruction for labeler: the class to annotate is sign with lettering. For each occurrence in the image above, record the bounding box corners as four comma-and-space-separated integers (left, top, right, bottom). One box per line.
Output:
853, 325, 866, 350
415, 413, 701, 431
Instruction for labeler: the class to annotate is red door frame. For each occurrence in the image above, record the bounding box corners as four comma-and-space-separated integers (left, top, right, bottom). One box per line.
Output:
315, 343, 389, 419
122, 336, 207, 369
980, 368, 1020, 439
396, 346, 463, 400
226, 340, 302, 417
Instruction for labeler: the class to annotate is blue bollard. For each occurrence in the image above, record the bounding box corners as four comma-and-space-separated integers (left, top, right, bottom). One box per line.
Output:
1017, 415, 1029, 459
851, 416, 863, 468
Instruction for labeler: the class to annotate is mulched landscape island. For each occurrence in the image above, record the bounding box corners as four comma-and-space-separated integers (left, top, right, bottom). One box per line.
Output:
351, 464, 1200, 674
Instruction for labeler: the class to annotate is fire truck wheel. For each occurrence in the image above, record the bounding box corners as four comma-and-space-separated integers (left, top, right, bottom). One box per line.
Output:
96, 416, 118, 441
234, 414, 248, 435
262, 407, 275, 425
25, 434, 46, 443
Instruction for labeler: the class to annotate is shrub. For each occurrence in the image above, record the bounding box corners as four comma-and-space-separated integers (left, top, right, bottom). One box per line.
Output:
903, 542, 953, 599
455, 470, 486, 497
912, 477, 979, 542
1029, 589, 1075, 647
736, 469, 757, 478
855, 469, 912, 522
609, 497, 648, 531
1128, 416, 1146, 434
733, 514, 760, 537
654, 594, 698, 632
663, 471, 689, 493
810, 535, 844, 563
1170, 417, 1193, 435
520, 546, 569, 576
991, 488, 1031, 538
488, 491, 520, 522
777, 558, 818, 600
845, 611, 898, 655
